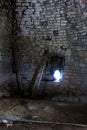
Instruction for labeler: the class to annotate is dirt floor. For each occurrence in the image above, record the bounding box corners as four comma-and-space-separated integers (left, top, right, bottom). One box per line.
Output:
0, 123, 87, 130
0, 98, 87, 125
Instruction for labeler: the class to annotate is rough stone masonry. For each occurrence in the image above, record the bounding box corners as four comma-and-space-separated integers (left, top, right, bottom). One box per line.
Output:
15, 0, 87, 102
0, 0, 87, 102
0, 0, 13, 97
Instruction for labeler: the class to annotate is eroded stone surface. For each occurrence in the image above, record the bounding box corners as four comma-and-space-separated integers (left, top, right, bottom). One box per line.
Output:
0, 0, 14, 97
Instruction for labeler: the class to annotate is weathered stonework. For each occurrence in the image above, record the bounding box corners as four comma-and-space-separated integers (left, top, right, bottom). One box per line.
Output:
15, 0, 87, 102
0, 0, 14, 97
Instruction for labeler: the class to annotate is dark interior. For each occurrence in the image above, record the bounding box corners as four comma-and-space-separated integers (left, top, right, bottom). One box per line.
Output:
0, 0, 87, 129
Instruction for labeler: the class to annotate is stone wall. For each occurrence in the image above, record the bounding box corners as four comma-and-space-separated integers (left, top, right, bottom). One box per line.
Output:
0, 0, 14, 97
16, 0, 87, 102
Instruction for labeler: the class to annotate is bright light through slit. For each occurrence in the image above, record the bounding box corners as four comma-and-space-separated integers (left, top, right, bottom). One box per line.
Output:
53, 70, 62, 82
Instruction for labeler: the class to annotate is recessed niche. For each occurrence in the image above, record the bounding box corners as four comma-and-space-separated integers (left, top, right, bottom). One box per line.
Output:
40, 21, 48, 27
43, 54, 65, 82
53, 30, 59, 36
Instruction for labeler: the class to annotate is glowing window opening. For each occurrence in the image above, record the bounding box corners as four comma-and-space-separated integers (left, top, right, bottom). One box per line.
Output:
53, 70, 62, 82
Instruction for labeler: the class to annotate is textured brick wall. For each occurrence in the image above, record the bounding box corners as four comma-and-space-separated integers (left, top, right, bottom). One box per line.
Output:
0, 0, 13, 97
16, 0, 87, 102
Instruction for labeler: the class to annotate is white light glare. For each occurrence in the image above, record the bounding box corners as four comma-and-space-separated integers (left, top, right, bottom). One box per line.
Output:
53, 70, 62, 82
